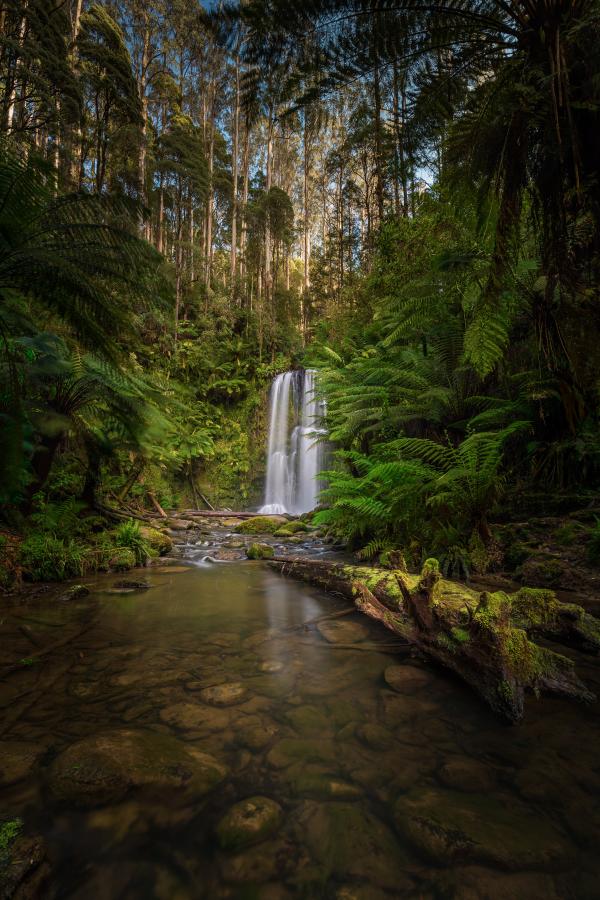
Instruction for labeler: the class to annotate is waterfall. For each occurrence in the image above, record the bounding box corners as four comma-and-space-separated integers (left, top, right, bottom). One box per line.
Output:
260, 369, 326, 515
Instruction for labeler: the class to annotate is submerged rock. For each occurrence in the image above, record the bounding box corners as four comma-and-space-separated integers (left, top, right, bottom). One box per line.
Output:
236, 722, 278, 751
292, 801, 411, 890
383, 665, 432, 693
159, 701, 231, 732
216, 796, 283, 851
393, 788, 571, 870
48, 728, 227, 807
356, 722, 394, 751
199, 682, 249, 707
0, 742, 44, 786
437, 756, 497, 794
0, 824, 50, 900
57, 584, 90, 601
113, 579, 151, 590
291, 774, 362, 801
316, 620, 369, 644
286, 705, 329, 736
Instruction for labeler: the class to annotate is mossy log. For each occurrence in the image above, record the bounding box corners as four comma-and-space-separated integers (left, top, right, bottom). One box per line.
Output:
269, 557, 599, 723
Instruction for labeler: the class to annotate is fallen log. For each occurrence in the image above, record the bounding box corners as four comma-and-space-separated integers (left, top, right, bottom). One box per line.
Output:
269, 556, 599, 723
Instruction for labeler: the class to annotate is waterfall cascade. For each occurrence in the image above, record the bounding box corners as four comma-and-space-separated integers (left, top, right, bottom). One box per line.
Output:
260, 369, 326, 515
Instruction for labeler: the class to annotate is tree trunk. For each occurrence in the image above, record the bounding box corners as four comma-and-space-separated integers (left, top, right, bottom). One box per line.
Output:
268, 557, 599, 723
230, 49, 240, 295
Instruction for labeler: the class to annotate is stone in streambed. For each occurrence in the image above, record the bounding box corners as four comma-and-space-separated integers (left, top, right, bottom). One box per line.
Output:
259, 660, 284, 673
216, 796, 283, 851
159, 701, 231, 732
384, 664, 432, 693
437, 756, 497, 793
0, 742, 45, 786
236, 516, 288, 535
57, 584, 90, 601
47, 728, 227, 807
356, 722, 394, 751
267, 738, 337, 769
292, 801, 411, 891
246, 543, 275, 560
199, 682, 248, 706
113, 579, 152, 590
286, 705, 329, 736
237, 722, 279, 751
317, 620, 369, 644
291, 774, 362, 800
139, 526, 173, 555
394, 788, 571, 869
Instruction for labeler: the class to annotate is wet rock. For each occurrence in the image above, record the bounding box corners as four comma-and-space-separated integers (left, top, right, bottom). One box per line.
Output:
237, 722, 278, 751
167, 518, 197, 531
384, 664, 432, 693
218, 837, 296, 884
259, 660, 284, 673
247, 543, 275, 560
438, 756, 497, 794
199, 683, 249, 707
0, 741, 44, 786
57, 584, 90, 601
286, 705, 329, 736
443, 865, 561, 899
336, 887, 399, 900
267, 738, 337, 769
394, 788, 571, 870
291, 774, 362, 800
0, 826, 50, 900
211, 549, 245, 561
113, 579, 151, 590
216, 796, 283, 851
48, 728, 227, 807
139, 526, 173, 555
356, 722, 394, 751
317, 620, 369, 644
275, 521, 309, 536
159, 701, 231, 732
293, 801, 411, 890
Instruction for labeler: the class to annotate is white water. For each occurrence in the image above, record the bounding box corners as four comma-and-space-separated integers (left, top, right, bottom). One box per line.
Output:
260, 369, 326, 515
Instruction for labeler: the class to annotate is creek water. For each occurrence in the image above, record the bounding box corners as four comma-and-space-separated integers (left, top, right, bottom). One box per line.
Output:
1, 539, 600, 899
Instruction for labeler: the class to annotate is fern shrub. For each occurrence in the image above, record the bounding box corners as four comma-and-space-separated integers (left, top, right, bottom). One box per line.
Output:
20, 534, 90, 582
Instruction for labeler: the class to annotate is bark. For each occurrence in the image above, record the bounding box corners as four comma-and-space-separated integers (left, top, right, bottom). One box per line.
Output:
230, 49, 240, 293
268, 557, 598, 723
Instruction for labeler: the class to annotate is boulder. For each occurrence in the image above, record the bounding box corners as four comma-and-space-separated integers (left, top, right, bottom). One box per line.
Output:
235, 516, 288, 535
216, 796, 283, 851
47, 728, 227, 807
139, 526, 173, 556
316, 619, 369, 644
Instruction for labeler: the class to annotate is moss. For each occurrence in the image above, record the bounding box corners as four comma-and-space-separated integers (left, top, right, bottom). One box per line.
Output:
235, 516, 285, 535
139, 526, 172, 556
451, 626, 470, 644
108, 548, 136, 571
246, 543, 275, 560
0, 818, 22, 855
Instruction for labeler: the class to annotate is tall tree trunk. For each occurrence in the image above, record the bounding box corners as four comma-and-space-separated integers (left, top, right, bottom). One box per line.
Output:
230, 50, 240, 297
138, 11, 150, 237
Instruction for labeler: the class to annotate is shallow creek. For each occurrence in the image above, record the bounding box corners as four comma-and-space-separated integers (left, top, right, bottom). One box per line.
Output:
1, 543, 600, 899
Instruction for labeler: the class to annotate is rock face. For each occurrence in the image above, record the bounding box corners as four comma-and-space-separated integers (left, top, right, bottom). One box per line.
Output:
394, 788, 570, 870
246, 543, 275, 560
216, 796, 283, 851
48, 728, 227, 807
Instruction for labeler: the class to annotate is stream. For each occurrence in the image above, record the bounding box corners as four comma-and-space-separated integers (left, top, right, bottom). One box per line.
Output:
1, 529, 600, 899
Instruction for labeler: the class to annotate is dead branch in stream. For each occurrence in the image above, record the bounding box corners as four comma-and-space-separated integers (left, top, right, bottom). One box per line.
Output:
269, 556, 600, 723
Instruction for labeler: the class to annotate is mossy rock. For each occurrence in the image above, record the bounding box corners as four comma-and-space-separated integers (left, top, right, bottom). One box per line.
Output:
246, 543, 275, 560
275, 521, 309, 537
235, 516, 287, 535
286, 704, 330, 736
48, 728, 228, 807
0, 821, 49, 899
394, 788, 571, 870
57, 584, 90, 601
108, 548, 136, 571
139, 526, 173, 556
216, 796, 283, 851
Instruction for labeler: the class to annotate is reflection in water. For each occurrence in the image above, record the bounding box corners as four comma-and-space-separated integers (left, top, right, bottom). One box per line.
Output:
0, 561, 599, 899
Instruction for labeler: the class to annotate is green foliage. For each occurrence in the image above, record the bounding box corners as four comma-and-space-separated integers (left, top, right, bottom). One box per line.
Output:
20, 533, 90, 581
114, 520, 152, 567
0, 818, 23, 855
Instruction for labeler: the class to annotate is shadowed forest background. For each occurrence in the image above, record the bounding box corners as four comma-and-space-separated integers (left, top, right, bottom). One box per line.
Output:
1, 0, 600, 586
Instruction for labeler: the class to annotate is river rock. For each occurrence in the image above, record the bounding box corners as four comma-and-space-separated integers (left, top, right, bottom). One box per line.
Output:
159, 701, 231, 732
356, 722, 394, 751
442, 865, 561, 900
247, 543, 275, 560
259, 660, 284, 673
0, 742, 44, 786
317, 620, 369, 644
437, 756, 497, 793
393, 788, 571, 869
267, 738, 337, 769
218, 837, 295, 884
139, 526, 173, 555
235, 516, 288, 535
291, 774, 362, 800
216, 796, 283, 851
0, 827, 50, 900
113, 579, 151, 590
286, 704, 330, 736
336, 887, 400, 900
237, 722, 279, 751
199, 682, 248, 706
293, 801, 411, 891
57, 584, 90, 601
47, 728, 227, 807
384, 665, 432, 693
